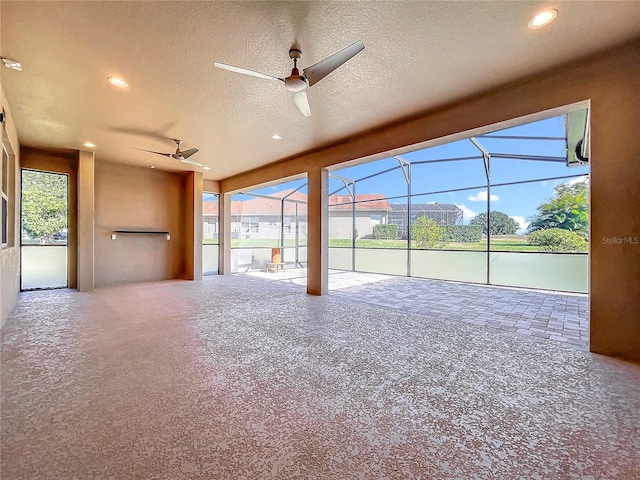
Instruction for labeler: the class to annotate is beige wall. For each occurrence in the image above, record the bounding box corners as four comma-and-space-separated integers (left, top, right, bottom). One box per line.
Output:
94, 161, 187, 287
3, 146, 199, 299
184, 171, 203, 281
220, 40, 640, 361
77, 150, 95, 291
19, 151, 199, 290
203, 179, 220, 194
1, 86, 21, 327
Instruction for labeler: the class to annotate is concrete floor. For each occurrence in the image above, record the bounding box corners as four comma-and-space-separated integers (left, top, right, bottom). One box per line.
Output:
246, 268, 590, 350
2, 276, 639, 479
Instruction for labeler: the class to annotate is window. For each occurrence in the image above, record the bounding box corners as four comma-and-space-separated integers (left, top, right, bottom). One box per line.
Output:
1, 193, 7, 246
284, 217, 292, 234
2, 146, 10, 247
205, 216, 218, 230
202, 193, 219, 244
242, 216, 259, 233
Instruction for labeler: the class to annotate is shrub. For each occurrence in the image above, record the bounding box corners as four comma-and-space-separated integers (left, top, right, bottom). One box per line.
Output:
444, 225, 482, 243
412, 217, 448, 249
528, 228, 588, 252
373, 223, 398, 240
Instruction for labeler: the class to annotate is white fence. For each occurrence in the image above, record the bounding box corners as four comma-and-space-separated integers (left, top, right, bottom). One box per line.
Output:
21, 245, 67, 290
329, 247, 588, 293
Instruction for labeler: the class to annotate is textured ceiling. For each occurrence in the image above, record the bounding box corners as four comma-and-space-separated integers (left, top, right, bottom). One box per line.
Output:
1, 1, 639, 180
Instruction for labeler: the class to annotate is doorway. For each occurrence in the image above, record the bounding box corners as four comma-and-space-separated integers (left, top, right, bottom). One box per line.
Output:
20, 169, 69, 290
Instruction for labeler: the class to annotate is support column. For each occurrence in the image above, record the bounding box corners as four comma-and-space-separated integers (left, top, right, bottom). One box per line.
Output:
185, 171, 203, 280
77, 150, 94, 292
218, 192, 232, 275
307, 166, 328, 295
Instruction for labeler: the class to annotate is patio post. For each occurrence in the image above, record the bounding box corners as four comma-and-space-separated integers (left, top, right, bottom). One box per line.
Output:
306, 166, 328, 295
218, 192, 232, 275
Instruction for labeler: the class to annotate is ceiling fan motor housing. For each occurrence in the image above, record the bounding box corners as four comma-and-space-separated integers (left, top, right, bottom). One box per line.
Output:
285, 74, 307, 92
285, 49, 307, 92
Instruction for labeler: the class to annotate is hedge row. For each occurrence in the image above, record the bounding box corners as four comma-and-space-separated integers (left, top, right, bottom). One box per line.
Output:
444, 225, 482, 242
373, 223, 399, 240
528, 228, 588, 252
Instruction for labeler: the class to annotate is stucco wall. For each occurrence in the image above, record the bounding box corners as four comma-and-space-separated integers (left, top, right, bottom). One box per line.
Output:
94, 161, 187, 287
1, 86, 21, 327
221, 40, 640, 361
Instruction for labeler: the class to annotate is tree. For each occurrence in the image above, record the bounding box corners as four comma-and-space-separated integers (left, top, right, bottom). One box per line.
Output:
21, 171, 67, 243
470, 211, 519, 235
411, 216, 447, 249
528, 179, 589, 238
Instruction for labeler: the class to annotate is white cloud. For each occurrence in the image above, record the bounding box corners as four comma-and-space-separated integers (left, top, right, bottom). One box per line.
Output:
467, 190, 499, 202
510, 216, 530, 235
565, 176, 589, 187
542, 181, 548, 187
456, 204, 478, 224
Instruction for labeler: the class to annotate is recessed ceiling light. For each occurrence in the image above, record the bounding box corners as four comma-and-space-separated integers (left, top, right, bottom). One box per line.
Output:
1, 57, 22, 71
149, 165, 156, 169
271, 134, 282, 140
107, 76, 129, 88
83, 142, 96, 148
529, 9, 558, 29
203, 166, 211, 170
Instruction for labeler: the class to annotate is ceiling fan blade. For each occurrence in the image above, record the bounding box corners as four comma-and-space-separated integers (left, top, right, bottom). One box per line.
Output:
293, 91, 311, 117
303, 40, 364, 87
132, 147, 171, 157
180, 157, 204, 167
214, 62, 283, 82
180, 147, 199, 159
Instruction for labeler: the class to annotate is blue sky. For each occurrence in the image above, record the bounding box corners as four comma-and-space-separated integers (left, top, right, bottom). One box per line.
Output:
213, 113, 590, 233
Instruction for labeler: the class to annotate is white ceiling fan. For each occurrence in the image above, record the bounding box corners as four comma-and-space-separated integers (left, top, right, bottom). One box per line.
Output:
132, 139, 203, 167
214, 40, 365, 117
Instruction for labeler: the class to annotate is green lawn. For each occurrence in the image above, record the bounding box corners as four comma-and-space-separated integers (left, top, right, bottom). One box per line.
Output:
205, 236, 584, 253
330, 236, 549, 252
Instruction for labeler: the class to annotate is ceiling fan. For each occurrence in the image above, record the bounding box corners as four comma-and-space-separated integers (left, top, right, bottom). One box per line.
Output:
132, 139, 203, 167
214, 40, 365, 117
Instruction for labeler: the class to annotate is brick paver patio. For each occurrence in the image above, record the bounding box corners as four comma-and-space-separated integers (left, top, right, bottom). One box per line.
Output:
241, 268, 589, 350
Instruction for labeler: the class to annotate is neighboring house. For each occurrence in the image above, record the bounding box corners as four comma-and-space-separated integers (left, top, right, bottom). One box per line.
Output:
203, 200, 221, 241
203, 191, 392, 241
388, 203, 463, 238
203, 190, 309, 242
328, 194, 391, 239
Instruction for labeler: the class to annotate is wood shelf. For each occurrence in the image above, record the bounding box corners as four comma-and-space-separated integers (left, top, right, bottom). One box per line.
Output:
112, 230, 170, 240
114, 230, 169, 234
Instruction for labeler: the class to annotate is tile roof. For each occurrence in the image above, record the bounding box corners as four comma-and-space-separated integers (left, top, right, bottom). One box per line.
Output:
204, 191, 391, 216
329, 194, 390, 211
390, 203, 462, 213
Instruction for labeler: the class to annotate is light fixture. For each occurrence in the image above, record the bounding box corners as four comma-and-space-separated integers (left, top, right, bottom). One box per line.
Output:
83, 142, 96, 148
107, 76, 129, 88
203, 166, 211, 170
528, 9, 558, 29
271, 134, 282, 140
1, 57, 22, 71
149, 165, 156, 169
